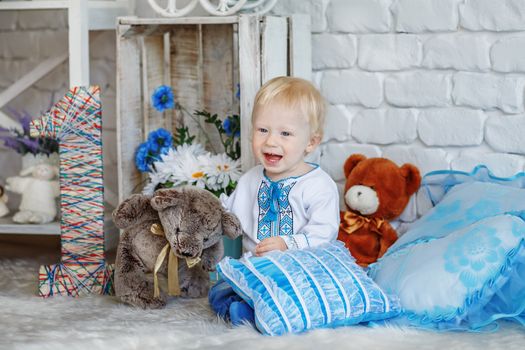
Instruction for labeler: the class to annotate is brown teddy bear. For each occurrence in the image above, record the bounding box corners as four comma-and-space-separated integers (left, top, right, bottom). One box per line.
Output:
113, 186, 242, 309
337, 154, 421, 267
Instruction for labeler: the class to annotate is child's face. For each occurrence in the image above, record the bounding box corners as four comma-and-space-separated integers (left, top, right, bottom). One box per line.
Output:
252, 102, 319, 181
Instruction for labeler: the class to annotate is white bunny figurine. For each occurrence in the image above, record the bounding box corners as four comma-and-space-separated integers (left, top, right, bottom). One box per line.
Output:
6, 163, 60, 224
0, 184, 8, 218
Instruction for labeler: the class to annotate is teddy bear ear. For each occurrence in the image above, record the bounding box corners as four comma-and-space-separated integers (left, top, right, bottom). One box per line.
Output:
221, 211, 242, 239
400, 163, 422, 196
343, 154, 367, 177
113, 194, 157, 229
150, 188, 184, 211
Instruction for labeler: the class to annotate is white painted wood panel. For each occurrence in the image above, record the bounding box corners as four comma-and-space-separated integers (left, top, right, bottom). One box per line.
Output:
289, 14, 312, 81
68, 0, 90, 87
261, 16, 288, 83
142, 35, 167, 135
202, 24, 235, 151
116, 31, 143, 202
238, 15, 261, 171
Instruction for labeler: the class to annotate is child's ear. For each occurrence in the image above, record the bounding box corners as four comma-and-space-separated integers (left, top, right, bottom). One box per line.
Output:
305, 134, 321, 154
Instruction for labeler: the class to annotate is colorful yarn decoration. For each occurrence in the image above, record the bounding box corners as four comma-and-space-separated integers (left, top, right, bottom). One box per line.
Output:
32, 86, 114, 297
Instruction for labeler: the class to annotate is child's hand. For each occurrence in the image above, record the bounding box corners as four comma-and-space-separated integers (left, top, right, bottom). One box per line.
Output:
255, 237, 287, 256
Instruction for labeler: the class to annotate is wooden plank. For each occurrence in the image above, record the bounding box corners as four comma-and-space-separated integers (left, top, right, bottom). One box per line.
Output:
0, 218, 59, 235
163, 32, 174, 129
261, 16, 288, 83
68, 0, 90, 87
116, 28, 143, 202
0, 53, 67, 108
202, 24, 235, 153
169, 25, 202, 140
289, 14, 312, 81
238, 15, 261, 171
142, 35, 167, 135
119, 16, 239, 26
0, 1, 69, 10
0, 111, 22, 132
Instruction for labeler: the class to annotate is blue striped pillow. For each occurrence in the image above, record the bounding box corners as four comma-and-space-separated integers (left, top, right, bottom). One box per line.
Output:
217, 241, 401, 335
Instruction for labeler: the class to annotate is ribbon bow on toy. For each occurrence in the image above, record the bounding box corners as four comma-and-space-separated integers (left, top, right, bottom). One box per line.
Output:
339, 211, 385, 236
150, 223, 201, 298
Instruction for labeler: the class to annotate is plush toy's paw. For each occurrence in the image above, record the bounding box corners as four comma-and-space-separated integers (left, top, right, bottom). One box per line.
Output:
12, 210, 33, 223
120, 281, 167, 309
29, 212, 54, 224
0, 205, 9, 218
181, 276, 210, 298
120, 294, 167, 309
201, 255, 218, 272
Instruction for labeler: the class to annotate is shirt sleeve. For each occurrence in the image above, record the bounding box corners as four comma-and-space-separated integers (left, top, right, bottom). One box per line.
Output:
281, 179, 340, 250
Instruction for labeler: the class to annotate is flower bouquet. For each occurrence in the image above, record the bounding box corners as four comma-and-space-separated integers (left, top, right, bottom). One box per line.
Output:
0, 109, 60, 171
0, 109, 59, 157
136, 85, 242, 198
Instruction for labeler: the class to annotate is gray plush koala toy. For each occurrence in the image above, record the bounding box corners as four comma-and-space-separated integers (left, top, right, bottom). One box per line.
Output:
113, 186, 242, 309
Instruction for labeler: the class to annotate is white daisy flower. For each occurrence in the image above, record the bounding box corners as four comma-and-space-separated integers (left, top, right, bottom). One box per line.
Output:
205, 153, 242, 190
167, 144, 209, 188
142, 168, 168, 195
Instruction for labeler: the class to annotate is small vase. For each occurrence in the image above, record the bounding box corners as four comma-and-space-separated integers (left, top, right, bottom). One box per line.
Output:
21, 152, 59, 173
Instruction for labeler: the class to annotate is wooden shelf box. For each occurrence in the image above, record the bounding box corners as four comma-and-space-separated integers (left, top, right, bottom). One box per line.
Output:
116, 15, 312, 202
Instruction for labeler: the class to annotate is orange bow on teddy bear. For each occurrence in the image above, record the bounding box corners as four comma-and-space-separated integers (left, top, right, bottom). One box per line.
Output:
337, 154, 421, 267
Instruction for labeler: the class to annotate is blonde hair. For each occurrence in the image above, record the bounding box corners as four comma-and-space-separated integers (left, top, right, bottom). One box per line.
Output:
252, 76, 326, 139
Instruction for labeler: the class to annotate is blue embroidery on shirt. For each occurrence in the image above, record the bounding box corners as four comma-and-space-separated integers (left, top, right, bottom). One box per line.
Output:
257, 179, 296, 241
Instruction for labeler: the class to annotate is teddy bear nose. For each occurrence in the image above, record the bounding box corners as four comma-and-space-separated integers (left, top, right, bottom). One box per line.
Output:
179, 251, 193, 257
357, 191, 362, 196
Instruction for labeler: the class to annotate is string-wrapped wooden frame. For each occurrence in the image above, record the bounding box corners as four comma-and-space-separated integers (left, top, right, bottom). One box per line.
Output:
33, 86, 113, 297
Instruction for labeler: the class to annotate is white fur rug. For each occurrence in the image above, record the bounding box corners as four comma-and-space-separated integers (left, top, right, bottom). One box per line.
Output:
1, 256, 524, 350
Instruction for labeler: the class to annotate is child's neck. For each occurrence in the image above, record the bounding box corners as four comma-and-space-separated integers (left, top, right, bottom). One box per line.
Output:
265, 161, 314, 182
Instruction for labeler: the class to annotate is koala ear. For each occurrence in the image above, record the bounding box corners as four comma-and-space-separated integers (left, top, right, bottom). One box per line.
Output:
113, 194, 157, 229
150, 188, 184, 211
400, 163, 421, 196
222, 211, 242, 239
343, 154, 367, 178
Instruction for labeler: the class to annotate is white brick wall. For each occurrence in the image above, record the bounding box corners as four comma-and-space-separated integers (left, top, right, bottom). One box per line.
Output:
274, 0, 525, 221
2, 1, 525, 224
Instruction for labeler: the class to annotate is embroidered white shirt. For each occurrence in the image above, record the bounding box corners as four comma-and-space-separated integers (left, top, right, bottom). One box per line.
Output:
221, 164, 340, 254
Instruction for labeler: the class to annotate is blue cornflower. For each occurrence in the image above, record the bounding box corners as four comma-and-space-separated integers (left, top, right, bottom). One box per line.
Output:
135, 142, 155, 172
151, 85, 175, 112
147, 128, 173, 153
235, 83, 240, 100
223, 116, 240, 137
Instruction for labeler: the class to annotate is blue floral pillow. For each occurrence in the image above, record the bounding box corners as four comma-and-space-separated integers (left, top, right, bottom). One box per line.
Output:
369, 166, 525, 331
217, 241, 401, 335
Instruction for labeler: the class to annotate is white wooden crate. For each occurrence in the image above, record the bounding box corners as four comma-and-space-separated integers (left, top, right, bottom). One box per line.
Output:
116, 15, 311, 202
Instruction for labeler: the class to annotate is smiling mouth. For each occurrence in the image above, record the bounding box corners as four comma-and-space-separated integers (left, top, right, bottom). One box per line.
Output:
264, 153, 282, 163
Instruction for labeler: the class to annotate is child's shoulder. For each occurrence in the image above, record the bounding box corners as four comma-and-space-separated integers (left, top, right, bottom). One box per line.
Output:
237, 165, 265, 184
299, 165, 338, 192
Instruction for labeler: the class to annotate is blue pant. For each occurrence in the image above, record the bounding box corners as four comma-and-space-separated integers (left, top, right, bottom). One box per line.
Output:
208, 279, 255, 326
